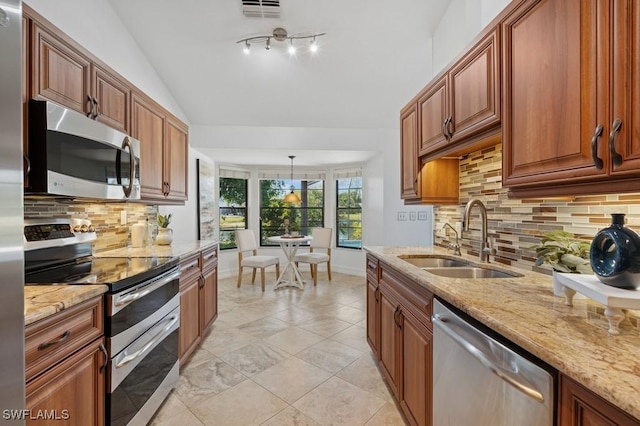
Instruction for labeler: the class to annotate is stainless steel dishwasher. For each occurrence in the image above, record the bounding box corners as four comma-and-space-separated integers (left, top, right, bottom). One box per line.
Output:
432, 299, 555, 426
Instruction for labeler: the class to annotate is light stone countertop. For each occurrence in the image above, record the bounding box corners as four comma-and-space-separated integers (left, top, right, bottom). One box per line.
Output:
24, 285, 107, 326
364, 245, 640, 421
94, 240, 219, 260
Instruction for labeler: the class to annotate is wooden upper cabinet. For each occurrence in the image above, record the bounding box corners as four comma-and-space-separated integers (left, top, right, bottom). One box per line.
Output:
165, 117, 189, 201
400, 102, 420, 200
132, 92, 166, 199
418, 76, 448, 156
91, 64, 130, 133
31, 21, 91, 115
448, 27, 500, 143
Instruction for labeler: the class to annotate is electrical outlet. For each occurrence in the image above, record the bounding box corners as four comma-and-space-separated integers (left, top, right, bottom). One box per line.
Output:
120, 211, 127, 225
397, 211, 408, 221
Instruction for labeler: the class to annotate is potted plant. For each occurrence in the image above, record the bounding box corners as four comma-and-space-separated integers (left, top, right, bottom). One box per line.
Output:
156, 213, 173, 245
532, 230, 592, 274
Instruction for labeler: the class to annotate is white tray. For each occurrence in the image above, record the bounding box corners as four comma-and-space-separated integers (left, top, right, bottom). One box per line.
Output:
555, 273, 640, 335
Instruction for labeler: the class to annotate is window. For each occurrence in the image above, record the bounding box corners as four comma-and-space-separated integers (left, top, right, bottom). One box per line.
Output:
336, 176, 362, 249
219, 177, 248, 250
259, 179, 324, 246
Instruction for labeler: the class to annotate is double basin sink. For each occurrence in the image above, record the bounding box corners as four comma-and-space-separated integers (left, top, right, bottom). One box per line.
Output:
399, 255, 523, 279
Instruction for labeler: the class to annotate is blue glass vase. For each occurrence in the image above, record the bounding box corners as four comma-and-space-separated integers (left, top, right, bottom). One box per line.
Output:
590, 213, 640, 289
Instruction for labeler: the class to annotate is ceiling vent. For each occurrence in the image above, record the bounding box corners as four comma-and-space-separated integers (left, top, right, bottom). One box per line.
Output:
242, 0, 281, 18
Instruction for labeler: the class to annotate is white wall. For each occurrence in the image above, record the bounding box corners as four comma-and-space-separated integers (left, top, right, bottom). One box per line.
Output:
431, 0, 511, 77
25, 0, 188, 122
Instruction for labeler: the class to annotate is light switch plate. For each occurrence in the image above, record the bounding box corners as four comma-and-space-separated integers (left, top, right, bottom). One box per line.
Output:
397, 211, 408, 221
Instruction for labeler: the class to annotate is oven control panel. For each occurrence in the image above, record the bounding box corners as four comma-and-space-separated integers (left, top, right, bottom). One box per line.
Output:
24, 223, 74, 241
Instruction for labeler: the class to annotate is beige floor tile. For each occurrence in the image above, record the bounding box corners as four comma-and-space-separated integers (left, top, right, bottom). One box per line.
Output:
298, 316, 353, 338
260, 406, 321, 426
263, 326, 326, 354
270, 306, 320, 325
190, 380, 288, 426
239, 316, 293, 338
364, 402, 408, 426
336, 353, 394, 402
150, 408, 205, 426
252, 357, 332, 403
296, 339, 363, 374
149, 392, 190, 425
219, 341, 290, 376
217, 305, 270, 326
174, 358, 247, 408
326, 305, 367, 324
180, 347, 215, 370
199, 326, 259, 356
292, 377, 387, 425
330, 324, 372, 353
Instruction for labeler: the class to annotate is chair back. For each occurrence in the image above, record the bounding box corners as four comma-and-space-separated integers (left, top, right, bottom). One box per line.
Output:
235, 229, 258, 253
310, 228, 332, 249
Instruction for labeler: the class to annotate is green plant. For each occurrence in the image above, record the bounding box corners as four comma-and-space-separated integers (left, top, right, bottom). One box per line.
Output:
157, 213, 172, 228
532, 230, 592, 274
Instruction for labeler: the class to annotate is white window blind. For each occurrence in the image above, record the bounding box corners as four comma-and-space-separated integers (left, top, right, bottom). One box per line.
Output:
258, 169, 327, 180
333, 167, 362, 179
219, 167, 251, 179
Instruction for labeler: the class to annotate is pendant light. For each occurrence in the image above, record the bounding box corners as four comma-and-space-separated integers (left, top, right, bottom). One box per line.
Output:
283, 155, 301, 204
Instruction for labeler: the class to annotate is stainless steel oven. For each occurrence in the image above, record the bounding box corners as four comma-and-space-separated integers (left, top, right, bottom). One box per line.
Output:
26, 99, 141, 200
24, 219, 180, 426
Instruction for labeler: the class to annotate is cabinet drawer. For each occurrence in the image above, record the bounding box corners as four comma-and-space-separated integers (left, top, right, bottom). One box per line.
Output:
200, 246, 218, 273
180, 253, 201, 287
25, 296, 103, 382
380, 266, 433, 329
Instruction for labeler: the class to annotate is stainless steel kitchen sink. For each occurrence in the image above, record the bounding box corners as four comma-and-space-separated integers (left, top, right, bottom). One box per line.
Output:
424, 267, 522, 279
399, 256, 470, 268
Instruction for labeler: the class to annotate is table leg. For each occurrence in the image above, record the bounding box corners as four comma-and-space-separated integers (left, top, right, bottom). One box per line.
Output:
273, 241, 306, 290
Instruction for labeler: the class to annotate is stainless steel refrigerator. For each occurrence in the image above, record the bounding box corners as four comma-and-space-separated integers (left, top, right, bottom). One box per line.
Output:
0, 0, 26, 424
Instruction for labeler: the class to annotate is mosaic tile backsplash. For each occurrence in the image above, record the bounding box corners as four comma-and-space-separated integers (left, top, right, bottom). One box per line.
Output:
24, 199, 158, 253
433, 143, 640, 275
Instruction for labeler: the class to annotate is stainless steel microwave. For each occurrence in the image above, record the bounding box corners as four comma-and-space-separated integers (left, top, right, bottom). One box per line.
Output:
26, 100, 141, 200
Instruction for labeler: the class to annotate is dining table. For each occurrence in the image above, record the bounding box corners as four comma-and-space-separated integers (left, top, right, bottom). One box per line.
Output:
267, 235, 313, 289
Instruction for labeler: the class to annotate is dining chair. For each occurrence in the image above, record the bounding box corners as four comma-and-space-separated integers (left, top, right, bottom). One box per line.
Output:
235, 229, 280, 291
293, 227, 332, 286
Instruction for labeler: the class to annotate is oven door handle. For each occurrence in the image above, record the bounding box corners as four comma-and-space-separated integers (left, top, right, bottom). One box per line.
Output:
114, 269, 181, 310
114, 313, 179, 369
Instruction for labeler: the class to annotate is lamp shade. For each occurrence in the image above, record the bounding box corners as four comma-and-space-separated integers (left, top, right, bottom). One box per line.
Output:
284, 190, 301, 204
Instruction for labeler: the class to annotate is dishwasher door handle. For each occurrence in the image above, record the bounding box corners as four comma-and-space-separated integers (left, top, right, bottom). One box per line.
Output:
433, 314, 545, 403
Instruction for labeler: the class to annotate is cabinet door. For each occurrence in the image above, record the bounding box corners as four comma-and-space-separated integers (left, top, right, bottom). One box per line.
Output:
502, 0, 606, 188
449, 27, 500, 143
92, 65, 130, 133
179, 275, 201, 365
165, 117, 189, 201
418, 76, 448, 156
26, 338, 106, 426
609, 1, 640, 175
31, 22, 91, 115
379, 290, 400, 398
132, 92, 166, 199
400, 103, 420, 200
200, 265, 218, 333
558, 375, 640, 426
399, 310, 432, 426
366, 279, 380, 358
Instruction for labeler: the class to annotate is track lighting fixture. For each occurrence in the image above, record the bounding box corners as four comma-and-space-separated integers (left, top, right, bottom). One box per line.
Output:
237, 27, 326, 55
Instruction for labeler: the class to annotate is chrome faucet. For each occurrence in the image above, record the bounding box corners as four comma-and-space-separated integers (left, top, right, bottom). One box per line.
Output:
463, 198, 496, 262
442, 223, 461, 255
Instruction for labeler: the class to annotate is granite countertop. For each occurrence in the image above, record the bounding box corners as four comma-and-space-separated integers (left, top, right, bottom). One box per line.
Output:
24, 285, 108, 326
94, 240, 219, 260
365, 245, 640, 421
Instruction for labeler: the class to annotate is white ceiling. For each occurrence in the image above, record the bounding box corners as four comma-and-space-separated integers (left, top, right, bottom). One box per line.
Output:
107, 0, 451, 164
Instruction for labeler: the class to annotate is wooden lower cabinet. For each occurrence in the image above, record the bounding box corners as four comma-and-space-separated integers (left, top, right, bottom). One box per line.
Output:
178, 246, 219, 366
559, 375, 640, 426
366, 254, 381, 358
371, 261, 433, 426
26, 337, 106, 426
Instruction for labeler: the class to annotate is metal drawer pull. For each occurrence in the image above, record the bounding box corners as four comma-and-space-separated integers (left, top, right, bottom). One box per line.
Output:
99, 343, 108, 373
115, 314, 178, 369
609, 118, 623, 167
433, 314, 545, 403
38, 330, 71, 350
115, 270, 181, 308
590, 124, 604, 170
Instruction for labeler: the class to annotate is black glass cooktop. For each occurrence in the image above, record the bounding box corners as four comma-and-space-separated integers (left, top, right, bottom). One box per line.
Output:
25, 256, 179, 293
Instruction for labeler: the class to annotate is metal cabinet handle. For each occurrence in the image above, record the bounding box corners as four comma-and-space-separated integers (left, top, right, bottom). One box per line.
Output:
442, 117, 449, 140
38, 330, 71, 350
374, 288, 379, 302
590, 124, 604, 170
99, 342, 108, 373
23, 153, 31, 181
121, 136, 134, 198
446, 115, 454, 139
609, 118, 623, 167
86, 95, 93, 118
114, 314, 178, 368
114, 270, 181, 309
92, 97, 99, 119
393, 306, 402, 327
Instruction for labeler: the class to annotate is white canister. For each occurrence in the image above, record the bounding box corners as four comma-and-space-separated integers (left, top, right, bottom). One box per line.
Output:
131, 223, 146, 248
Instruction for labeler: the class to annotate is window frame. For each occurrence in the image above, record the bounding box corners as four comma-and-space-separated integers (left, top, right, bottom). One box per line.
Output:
219, 176, 248, 250
336, 176, 362, 249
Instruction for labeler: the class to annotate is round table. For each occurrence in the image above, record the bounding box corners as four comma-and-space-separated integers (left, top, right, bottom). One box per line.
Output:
267, 235, 312, 289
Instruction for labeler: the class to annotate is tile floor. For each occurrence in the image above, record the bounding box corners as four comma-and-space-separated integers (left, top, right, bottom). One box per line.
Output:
150, 271, 407, 426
